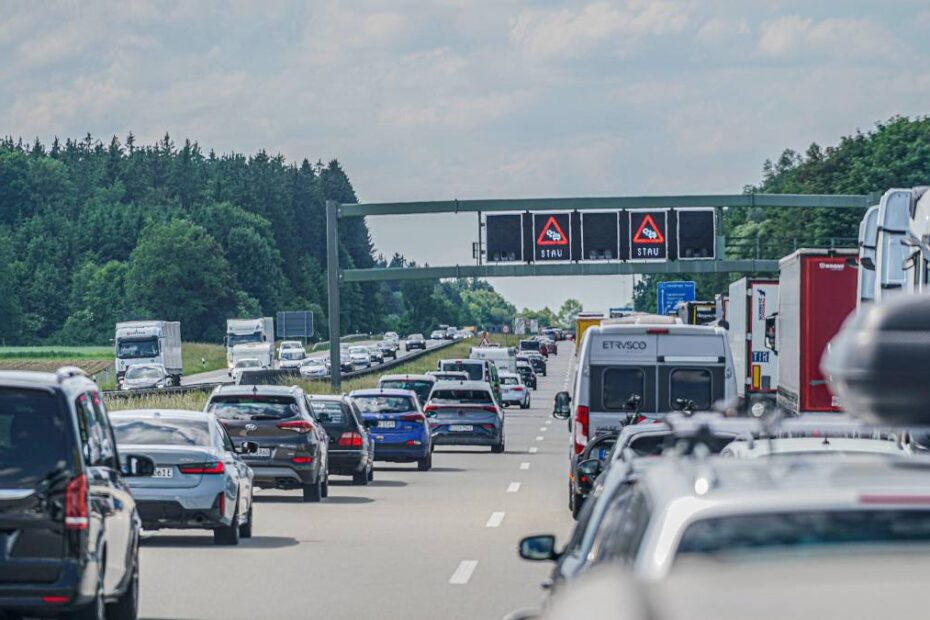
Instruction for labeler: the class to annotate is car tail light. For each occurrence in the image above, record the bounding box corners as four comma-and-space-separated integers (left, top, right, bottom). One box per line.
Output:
400, 413, 425, 423
42, 596, 70, 605
633, 415, 648, 424
423, 405, 437, 412
513, 386, 524, 392
277, 420, 314, 434
291, 456, 313, 464
646, 328, 669, 335
573, 405, 589, 455
482, 405, 498, 413
64, 474, 88, 530
337, 432, 363, 447
481, 424, 495, 430
179, 462, 225, 474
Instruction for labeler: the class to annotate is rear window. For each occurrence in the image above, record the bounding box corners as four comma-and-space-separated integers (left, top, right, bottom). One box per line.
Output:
0, 389, 69, 487
440, 362, 483, 381
603, 368, 645, 411
207, 395, 301, 420
670, 369, 712, 410
354, 395, 417, 414
501, 376, 520, 385
519, 340, 541, 351
430, 389, 493, 404
379, 380, 433, 404
308, 401, 349, 428
112, 417, 211, 446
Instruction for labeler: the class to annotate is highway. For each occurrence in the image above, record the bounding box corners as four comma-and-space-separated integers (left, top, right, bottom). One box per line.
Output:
138, 345, 575, 620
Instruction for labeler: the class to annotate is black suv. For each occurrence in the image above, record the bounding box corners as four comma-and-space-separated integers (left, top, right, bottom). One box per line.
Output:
515, 361, 537, 390
404, 334, 426, 351
307, 395, 375, 485
0, 368, 155, 619
206, 385, 330, 502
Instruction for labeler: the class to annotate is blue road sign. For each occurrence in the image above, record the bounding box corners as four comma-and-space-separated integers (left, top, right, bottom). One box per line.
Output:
657, 281, 696, 315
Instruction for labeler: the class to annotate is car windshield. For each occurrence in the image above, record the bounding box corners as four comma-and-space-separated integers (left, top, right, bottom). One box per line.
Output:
302, 359, 324, 367
236, 359, 261, 368
125, 365, 163, 380
676, 510, 930, 560
440, 362, 483, 381
379, 380, 433, 404
349, 347, 368, 355
0, 389, 68, 488
228, 333, 262, 346
117, 338, 159, 359
409, 334, 423, 341
207, 395, 301, 420
281, 351, 304, 360
430, 389, 493, 404
353, 395, 416, 414
112, 417, 210, 446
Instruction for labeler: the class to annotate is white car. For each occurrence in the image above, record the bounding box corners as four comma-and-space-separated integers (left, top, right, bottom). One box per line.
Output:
278, 347, 307, 369
120, 363, 172, 391
348, 346, 372, 369
232, 358, 264, 383
499, 372, 530, 409
720, 436, 913, 458
429, 330, 446, 340
299, 358, 328, 378
277, 340, 303, 358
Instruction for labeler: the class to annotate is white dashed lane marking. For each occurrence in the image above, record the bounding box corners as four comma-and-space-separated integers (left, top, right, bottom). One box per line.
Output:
507, 482, 521, 493
520, 462, 530, 470
529, 447, 538, 454
449, 561, 478, 585
486, 512, 506, 527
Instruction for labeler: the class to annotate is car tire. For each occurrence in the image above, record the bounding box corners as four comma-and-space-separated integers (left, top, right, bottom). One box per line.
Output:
352, 469, 369, 485
321, 472, 329, 498
368, 466, 374, 482
106, 551, 139, 620
302, 478, 322, 503
214, 498, 241, 546
417, 452, 432, 471
239, 502, 253, 539
491, 439, 505, 453
521, 399, 530, 409
71, 566, 105, 620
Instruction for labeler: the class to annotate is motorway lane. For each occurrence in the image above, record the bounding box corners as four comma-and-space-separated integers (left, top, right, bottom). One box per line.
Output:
138, 346, 575, 620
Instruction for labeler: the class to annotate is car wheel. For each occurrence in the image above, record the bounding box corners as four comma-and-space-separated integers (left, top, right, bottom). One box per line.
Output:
491, 439, 505, 453
302, 478, 322, 503
522, 399, 530, 409
214, 497, 241, 546
106, 550, 139, 620
352, 469, 369, 485
321, 472, 329, 498
368, 466, 374, 482
239, 501, 253, 539
417, 452, 432, 471
71, 566, 105, 620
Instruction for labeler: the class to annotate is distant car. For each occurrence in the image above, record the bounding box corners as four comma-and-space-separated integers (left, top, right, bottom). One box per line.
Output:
539, 337, 558, 355
232, 357, 264, 382
518, 352, 547, 377
299, 358, 328, 379
0, 368, 155, 618
205, 385, 330, 502
426, 370, 471, 382
430, 329, 447, 340
499, 372, 531, 409
445, 326, 458, 340
425, 380, 505, 453
121, 362, 173, 390
278, 340, 303, 359
278, 347, 307, 369
367, 346, 384, 364
437, 358, 502, 402
377, 374, 437, 407
516, 361, 538, 390
350, 388, 433, 470
348, 346, 372, 369
378, 342, 397, 359
383, 332, 401, 349
308, 395, 375, 485
405, 333, 427, 351
110, 409, 256, 545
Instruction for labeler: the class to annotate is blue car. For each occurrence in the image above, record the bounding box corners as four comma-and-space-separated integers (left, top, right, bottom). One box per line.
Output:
350, 388, 433, 471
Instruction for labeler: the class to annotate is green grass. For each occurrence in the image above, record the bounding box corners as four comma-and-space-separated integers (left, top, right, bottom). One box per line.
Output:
0, 346, 112, 359
182, 343, 227, 375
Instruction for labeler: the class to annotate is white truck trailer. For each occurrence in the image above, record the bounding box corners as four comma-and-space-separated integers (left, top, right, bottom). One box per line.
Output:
114, 321, 182, 385
727, 278, 778, 404
225, 317, 275, 369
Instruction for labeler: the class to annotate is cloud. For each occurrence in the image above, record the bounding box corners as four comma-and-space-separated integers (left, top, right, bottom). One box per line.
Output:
757, 16, 896, 61
509, 1, 690, 60
694, 16, 750, 44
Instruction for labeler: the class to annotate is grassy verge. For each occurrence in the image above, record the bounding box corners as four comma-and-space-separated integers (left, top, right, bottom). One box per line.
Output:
0, 346, 112, 359
182, 343, 227, 375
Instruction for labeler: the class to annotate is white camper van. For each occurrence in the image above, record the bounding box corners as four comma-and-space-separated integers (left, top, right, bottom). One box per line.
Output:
566, 316, 736, 456
470, 346, 517, 373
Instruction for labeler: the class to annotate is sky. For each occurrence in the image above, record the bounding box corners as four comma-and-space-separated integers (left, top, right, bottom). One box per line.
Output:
2, 0, 929, 312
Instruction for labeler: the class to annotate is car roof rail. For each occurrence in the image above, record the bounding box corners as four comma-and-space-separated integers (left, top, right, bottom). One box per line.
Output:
56, 366, 88, 382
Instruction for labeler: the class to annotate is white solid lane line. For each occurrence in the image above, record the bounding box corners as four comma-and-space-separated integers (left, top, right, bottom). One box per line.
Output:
507, 482, 521, 493
449, 560, 479, 585
529, 447, 538, 453
486, 512, 506, 527
520, 462, 531, 470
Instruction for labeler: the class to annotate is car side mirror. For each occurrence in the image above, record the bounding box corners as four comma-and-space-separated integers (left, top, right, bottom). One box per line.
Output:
576, 458, 603, 493
552, 391, 572, 419
764, 314, 778, 354
859, 256, 875, 271
519, 535, 558, 562
239, 440, 259, 454
123, 454, 156, 477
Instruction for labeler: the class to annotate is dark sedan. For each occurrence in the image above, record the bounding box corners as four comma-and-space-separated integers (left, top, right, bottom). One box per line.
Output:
308, 395, 375, 485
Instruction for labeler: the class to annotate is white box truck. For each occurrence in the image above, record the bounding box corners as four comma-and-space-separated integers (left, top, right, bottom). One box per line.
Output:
225, 317, 275, 369
727, 278, 778, 404
114, 321, 182, 385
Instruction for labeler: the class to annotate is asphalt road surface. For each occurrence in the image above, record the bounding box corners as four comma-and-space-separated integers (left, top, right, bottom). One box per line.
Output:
139, 345, 575, 620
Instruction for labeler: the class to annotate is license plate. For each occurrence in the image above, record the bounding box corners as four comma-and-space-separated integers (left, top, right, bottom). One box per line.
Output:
449, 424, 473, 432
153, 467, 174, 478
377, 420, 396, 429
251, 448, 272, 458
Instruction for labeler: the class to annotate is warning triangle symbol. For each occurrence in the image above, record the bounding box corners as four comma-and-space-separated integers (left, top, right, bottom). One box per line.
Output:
536, 216, 569, 246
632, 214, 665, 244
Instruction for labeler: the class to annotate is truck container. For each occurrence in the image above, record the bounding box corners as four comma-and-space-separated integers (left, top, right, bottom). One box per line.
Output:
114, 320, 182, 384
675, 301, 716, 325
727, 278, 778, 402
574, 313, 604, 353
772, 249, 858, 414
226, 317, 274, 368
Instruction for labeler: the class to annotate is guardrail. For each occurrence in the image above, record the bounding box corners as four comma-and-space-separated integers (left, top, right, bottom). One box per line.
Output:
103, 339, 460, 399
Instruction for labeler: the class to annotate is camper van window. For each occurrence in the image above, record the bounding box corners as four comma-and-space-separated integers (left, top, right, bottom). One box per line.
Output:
602, 368, 645, 411
670, 369, 712, 410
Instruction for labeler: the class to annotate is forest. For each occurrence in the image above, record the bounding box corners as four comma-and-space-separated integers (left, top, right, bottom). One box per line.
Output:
0, 134, 517, 345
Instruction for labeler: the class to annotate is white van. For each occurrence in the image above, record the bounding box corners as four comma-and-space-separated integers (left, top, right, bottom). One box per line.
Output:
470, 346, 517, 373
566, 320, 736, 456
